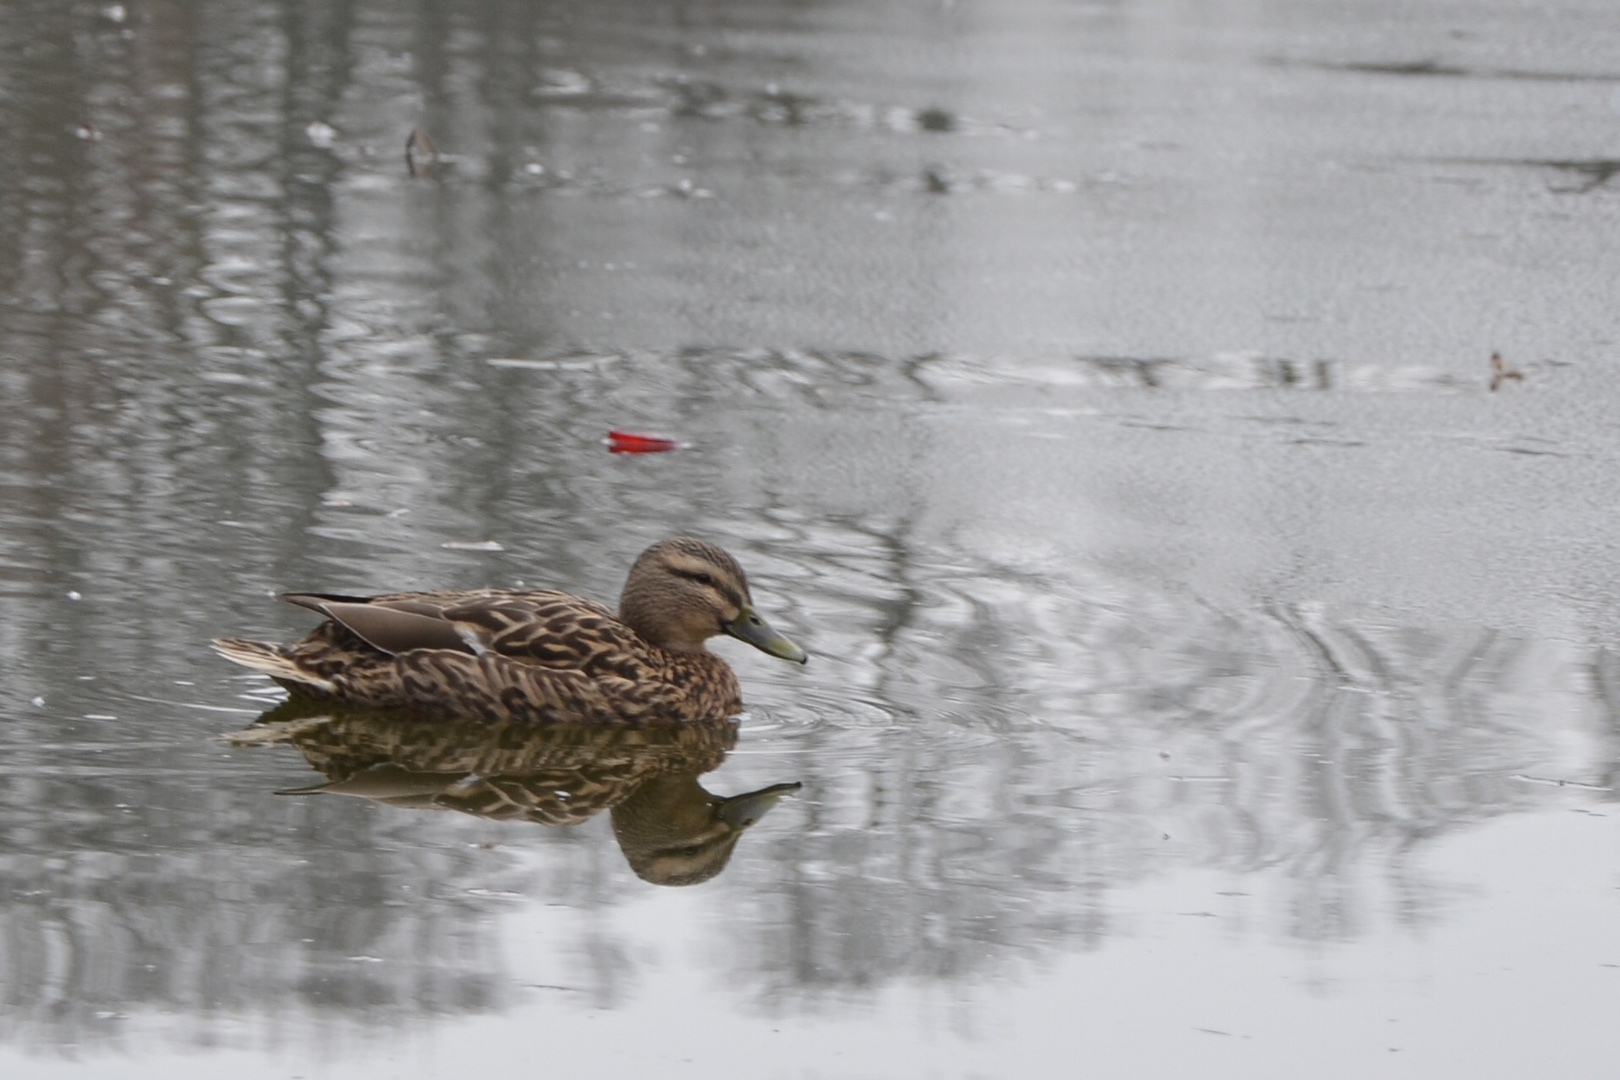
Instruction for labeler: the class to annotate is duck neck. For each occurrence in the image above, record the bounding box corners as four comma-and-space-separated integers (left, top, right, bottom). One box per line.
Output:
658, 649, 744, 718
617, 590, 715, 654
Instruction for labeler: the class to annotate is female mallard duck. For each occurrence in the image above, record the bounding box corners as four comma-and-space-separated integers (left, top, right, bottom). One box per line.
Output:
212, 537, 806, 723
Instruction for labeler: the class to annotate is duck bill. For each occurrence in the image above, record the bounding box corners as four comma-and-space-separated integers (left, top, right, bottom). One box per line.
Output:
716, 781, 804, 830
725, 607, 808, 663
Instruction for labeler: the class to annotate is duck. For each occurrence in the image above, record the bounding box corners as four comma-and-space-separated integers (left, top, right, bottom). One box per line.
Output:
212, 537, 807, 723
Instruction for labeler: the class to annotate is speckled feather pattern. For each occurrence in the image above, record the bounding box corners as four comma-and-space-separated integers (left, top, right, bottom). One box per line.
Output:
216, 589, 743, 722
213, 538, 797, 723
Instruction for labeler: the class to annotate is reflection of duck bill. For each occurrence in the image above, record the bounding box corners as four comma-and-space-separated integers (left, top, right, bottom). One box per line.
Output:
612, 777, 803, 887
716, 781, 803, 829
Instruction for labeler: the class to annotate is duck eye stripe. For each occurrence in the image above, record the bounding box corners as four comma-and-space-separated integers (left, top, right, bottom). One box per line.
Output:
671, 567, 747, 609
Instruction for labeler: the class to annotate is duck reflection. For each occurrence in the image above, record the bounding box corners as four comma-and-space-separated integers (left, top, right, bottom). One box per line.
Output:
228, 704, 799, 886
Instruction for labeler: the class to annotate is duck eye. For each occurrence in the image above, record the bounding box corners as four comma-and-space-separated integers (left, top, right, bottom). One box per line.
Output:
675, 568, 716, 587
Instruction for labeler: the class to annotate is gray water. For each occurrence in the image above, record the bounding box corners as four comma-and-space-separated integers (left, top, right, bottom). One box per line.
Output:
3, 0, 1620, 1075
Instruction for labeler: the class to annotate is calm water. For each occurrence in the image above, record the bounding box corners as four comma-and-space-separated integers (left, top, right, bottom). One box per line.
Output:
3, 0, 1620, 1076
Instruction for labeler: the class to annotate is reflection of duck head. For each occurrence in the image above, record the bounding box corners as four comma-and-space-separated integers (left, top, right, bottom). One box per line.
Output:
227, 703, 799, 886
612, 776, 802, 887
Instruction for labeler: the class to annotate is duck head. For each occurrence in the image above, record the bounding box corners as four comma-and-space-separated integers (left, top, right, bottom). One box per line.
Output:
618, 537, 807, 663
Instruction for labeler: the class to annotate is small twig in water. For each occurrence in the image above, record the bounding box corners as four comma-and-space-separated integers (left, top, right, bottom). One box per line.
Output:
405, 128, 439, 177
1489, 351, 1523, 391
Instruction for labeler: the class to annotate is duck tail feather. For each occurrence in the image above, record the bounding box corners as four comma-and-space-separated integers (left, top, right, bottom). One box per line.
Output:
211, 638, 337, 693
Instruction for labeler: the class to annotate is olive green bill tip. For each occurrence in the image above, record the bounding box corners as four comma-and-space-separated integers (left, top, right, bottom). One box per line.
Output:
726, 607, 808, 664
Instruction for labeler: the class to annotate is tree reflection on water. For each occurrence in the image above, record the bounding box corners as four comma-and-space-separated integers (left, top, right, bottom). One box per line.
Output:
1, 0, 1618, 1060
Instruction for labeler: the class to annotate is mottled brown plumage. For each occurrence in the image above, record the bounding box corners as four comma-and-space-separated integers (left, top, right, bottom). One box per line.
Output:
213, 537, 806, 723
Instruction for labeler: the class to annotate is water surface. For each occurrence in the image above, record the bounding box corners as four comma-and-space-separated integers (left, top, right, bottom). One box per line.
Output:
2, 0, 1620, 1076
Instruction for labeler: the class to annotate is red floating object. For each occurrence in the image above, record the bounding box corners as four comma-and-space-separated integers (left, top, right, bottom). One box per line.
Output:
607, 429, 679, 454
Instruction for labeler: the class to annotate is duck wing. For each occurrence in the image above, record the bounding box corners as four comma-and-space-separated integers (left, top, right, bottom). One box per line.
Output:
438, 593, 648, 674
282, 593, 477, 655
285, 590, 649, 674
